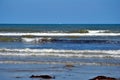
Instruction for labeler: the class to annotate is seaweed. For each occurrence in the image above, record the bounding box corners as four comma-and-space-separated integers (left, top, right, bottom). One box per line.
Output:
0, 37, 20, 42
69, 29, 89, 33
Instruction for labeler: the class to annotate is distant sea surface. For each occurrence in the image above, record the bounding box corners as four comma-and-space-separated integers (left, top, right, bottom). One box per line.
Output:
0, 24, 120, 32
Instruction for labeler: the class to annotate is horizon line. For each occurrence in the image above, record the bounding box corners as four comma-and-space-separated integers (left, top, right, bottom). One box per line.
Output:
0, 23, 120, 25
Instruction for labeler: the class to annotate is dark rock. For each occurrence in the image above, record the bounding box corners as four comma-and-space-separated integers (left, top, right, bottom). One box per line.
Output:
30, 75, 55, 79
65, 63, 75, 68
15, 76, 22, 78
90, 76, 117, 80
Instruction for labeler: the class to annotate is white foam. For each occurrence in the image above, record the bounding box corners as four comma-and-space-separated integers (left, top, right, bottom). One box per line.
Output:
0, 32, 120, 37
88, 30, 109, 33
22, 38, 35, 42
0, 60, 118, 66
0, 48, 120, 58
22, 37, 52, 43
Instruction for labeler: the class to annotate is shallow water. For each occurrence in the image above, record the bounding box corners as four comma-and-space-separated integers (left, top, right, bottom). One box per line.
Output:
0, 64, 120, 80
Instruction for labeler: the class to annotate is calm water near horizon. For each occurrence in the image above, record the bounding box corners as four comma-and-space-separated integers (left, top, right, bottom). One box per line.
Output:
0, 24, 120, 32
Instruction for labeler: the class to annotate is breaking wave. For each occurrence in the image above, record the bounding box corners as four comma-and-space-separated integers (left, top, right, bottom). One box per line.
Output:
0, 30, 120, 37
21, 37, 120, 44
0, 48, 120, 58
0, 60, 119, 66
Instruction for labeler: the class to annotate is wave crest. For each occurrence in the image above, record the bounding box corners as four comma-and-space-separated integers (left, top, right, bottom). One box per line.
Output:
0, 31, 120, 37
0, 48, 120, 58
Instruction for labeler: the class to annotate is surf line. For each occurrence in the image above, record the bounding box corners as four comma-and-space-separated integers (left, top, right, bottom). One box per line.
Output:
0, 33, 120, 37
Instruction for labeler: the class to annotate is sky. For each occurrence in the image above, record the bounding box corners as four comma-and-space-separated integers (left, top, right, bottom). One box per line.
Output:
0, 0, 120, 24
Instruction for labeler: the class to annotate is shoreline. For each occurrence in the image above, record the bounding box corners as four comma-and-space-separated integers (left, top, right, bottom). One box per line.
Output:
0, 63, 120, 80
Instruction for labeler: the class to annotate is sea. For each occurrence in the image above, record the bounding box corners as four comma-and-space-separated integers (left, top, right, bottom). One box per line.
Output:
0, 24, 120, 65
0, 24, 120, 80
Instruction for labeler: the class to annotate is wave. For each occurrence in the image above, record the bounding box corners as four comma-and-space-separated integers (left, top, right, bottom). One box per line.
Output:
0, 30, 120, 37
22, 37, 53, 43
0, 60, 119, 66
21, 37, 120, 44
0, 36, 119, 44
0, 48, 120, 58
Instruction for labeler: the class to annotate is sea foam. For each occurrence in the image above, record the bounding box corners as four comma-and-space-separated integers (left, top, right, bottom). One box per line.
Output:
0, 48, 120, 58
0, 30, 120, 37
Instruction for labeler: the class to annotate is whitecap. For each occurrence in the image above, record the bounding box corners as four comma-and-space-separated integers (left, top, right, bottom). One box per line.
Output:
0, 48, 120, 58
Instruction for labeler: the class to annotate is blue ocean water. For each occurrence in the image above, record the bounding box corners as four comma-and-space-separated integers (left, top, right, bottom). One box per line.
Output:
0, 24, 120, 80
0, 24, 120, 50
0, 24, 120, 32
0, 24, 119, 66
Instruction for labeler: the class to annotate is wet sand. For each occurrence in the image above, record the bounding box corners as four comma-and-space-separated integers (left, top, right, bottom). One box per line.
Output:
0, 63, 120, 80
